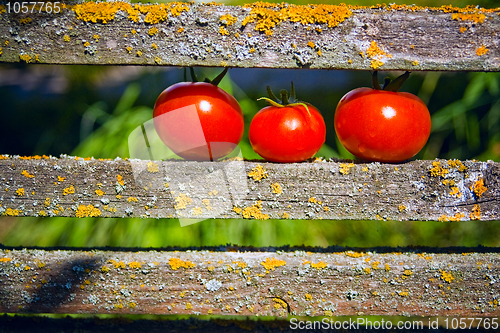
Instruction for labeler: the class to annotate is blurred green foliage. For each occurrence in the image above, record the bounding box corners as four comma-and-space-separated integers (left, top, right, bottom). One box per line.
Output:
1, 0, 500, 249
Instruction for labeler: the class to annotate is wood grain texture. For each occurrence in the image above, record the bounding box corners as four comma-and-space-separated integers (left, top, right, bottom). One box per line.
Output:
0, 1, 499, 70
0, 246, 499, 317
0, 155, 498, 221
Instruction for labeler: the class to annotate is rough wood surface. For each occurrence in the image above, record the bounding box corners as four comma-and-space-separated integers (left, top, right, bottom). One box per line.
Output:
1, 1, 500, 70
0, 155, 499, 221
0, 246, 499, 317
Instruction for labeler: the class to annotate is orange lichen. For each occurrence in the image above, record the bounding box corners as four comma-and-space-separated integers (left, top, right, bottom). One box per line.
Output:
248, 164, 268, 181
219, 26, 230, 36
95, 189, 104, 196
470, 204, 481, 220
15, 188, 25, 196
345, 251, 363, 258
448, 159, 467, 172
440, 270, 454, 283
398, 205, 406, 212
0, 257, 12, 262
339, 163, 354, 175
21, 170, 35, 179
234, 200, 269, 220
128, 261, 142, 269
459, 26, 467, 33
148, 27, 158, 36
177, 27, 184, 33
168, 258, 196, 270
308, 197, 322, 205
242, 3, 352, 35
174, 193, 193, 210
449, 186, 461, 198
452, 12, 486, 23
471, 178, 487, 198
311, 261, 327, 269
220, 13, 237, 25
429, 161, 449, 177
366, 41, 392, 59
476, 45, 489, 56
261, 257, 286, 270
75, 204, 101, 217
63, 185, 75, 196
147, 161, 159, 173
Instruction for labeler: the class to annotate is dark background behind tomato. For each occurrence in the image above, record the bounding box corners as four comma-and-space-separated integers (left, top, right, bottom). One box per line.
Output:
1, 0, 500, 250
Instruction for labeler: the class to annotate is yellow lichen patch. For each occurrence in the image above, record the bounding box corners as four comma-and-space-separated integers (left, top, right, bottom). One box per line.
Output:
308, 197, 322, 205
95, 189, 104, 196
476, 45, 489, 56
15, 188, 25, 196
101, 266, 110, 273
147, 161, 159, 173
339, 163, 354, 175
371, 261, 380, 269
399, 291, 409, 297
412, 60, 419, 66
84, 42, 91, 47
370, 59, 384, 70
185, 302, 192, 310
385, 263, 390, 271
307, 41, 316, 48
148, 27, 158, 36
128, 261, 141, 269
234, 200, 269, 220
242, 3, 351, 36
261, 257, 286, 270
282, 212, 290, 219
177, 27, 184, 33
168, 258, 196, 270
21, 170, 35, 178
192, 207, 203, 215
58, 176, 66, 182
470, 204, 481, 220
19, 54, 33, 63
128, 197, 138, 203
449, 186, 461, 198
0, 257, 12, 263
117, 174, 125, 186
460, 26, 467, 33
311, 261, 327, 269
136, 51, 142, 57
220, 13, 237, 25
108, 259, 126, 269
273, 297, 287, 310
448, 159, 467, 172
305, 293, 312, 301
20, 17, 32, 24
202, 199, 212, 210
429, 161, 449, 177
471, 178, 487, 198
452, 12, 486, 23
174, 193, 193, 210
75, 204, 101, 218
219, 26, 229, 35
366, 41, 392, 59
63, 185, 75, 196
403, 269, 413, 276
345, 251, 364, 258
271, 183, 282, 194
398, 205, 406, 212
151, 43, 158, 49
440, 270, 454, 283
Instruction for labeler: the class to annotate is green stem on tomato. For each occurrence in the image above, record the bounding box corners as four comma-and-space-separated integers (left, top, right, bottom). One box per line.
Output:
210, 68, 229, 87
257, 97, 311, 116
383, 71, 410, 92
372, 71, 382, 90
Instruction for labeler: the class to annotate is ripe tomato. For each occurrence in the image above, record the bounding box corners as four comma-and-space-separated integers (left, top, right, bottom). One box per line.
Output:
334, 87, 431, 163
153, 81, 244, 161
249, 103, 326, 163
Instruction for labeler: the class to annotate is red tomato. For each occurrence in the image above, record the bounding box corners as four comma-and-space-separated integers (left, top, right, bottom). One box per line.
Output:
334, 87, 431, 163
153, 82, 244, 161
249, 104, 326, 163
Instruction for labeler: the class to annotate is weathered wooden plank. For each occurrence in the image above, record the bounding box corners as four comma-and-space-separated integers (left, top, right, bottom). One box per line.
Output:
0, 246, 499, 317
1, 1, 500, 70
0, 155, 498, 221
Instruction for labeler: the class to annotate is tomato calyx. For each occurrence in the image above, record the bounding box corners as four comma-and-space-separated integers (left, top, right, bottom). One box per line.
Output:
184, 67, 229, 86
257, 82, 311, 116
372, 71, 410, 92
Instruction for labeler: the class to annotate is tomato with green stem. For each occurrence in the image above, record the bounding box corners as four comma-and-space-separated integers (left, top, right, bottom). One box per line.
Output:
334, 72, 431, 163
249, 83, 326, 163
153, 68, 244, 161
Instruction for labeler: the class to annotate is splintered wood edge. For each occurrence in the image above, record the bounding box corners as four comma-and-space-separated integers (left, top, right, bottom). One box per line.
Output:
0, 156, 499, 221
0, 247, 499, 317
0, 2, 499, 70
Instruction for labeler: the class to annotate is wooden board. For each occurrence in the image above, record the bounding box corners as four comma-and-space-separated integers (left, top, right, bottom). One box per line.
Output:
0, 246, 499, 317
0, 2, 499, 70
0, 155, 498, 221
